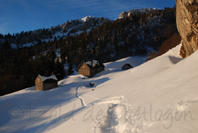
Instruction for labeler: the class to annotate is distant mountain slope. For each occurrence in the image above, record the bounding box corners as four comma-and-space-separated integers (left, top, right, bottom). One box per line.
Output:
1, 16, 110, 49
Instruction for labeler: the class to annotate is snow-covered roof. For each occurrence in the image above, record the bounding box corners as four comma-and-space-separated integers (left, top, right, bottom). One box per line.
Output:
92, 60, 98, 64
86, 61, 92, 66
86, 60, 99, 67
39, 75, 58, 81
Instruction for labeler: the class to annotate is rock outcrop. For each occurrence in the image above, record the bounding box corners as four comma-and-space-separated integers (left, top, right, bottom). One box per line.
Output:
176, 0, 198, 58
119, 11, 128, 19
118, 8, 156, 19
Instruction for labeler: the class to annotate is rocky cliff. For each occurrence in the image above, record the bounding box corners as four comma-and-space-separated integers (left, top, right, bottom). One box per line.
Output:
119, 8, 156, 19
118, 11, 128, 19
176, 0, 198, 58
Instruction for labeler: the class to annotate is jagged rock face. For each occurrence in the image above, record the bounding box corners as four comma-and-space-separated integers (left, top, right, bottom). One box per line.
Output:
118, 8, 156, 19
119, 11, 128, 19
176, 0, 198, 58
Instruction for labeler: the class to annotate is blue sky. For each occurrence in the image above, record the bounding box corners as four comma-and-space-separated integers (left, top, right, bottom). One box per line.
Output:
0, 0, 176, 35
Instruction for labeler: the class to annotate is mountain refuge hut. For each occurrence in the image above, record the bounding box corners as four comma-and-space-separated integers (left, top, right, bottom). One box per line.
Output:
35, 75, 58, 91
122, 63, 133, 70
78, 60, 105, 78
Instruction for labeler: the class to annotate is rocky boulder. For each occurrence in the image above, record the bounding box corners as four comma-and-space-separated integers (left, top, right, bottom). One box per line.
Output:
176, 0, 198, 58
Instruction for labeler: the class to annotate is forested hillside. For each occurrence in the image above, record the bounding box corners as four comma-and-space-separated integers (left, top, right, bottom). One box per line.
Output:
0, 7, 178, 96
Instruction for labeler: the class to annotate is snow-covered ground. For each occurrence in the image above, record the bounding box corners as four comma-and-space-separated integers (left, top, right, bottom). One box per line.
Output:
1, 43, 198, 133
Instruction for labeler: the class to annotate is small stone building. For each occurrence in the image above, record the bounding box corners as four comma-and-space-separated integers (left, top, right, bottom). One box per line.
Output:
122, 63, 133, 70
35, 75, 58, 90
78, 60, 105, 77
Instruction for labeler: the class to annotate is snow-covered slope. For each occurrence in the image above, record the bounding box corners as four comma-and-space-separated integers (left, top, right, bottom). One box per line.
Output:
10, 16, 110, 49
1, 43, 198, 133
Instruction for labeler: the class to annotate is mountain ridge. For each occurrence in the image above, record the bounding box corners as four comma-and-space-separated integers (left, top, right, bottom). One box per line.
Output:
0, 16, 110, 48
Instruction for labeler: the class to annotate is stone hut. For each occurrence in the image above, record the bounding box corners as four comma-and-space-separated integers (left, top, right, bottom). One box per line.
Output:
35, 75, 58, 91
122, 63, 133, 70
78, 60, 105, 77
